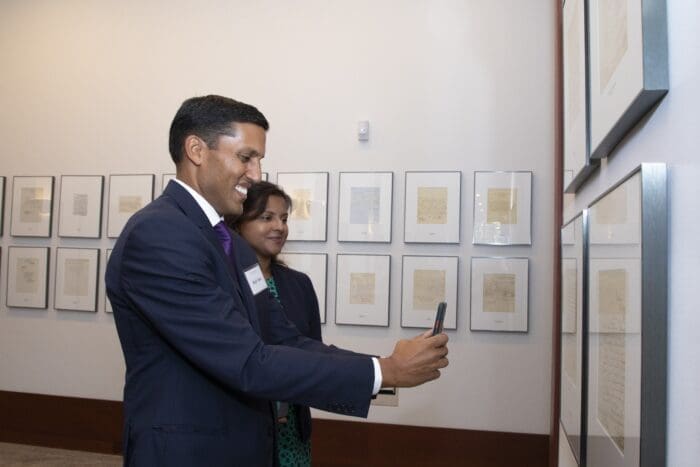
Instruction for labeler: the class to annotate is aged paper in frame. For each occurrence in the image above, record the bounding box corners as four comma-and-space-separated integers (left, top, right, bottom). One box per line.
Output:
404, 171, 460, 243
6, 246, 49, 308
335, 254, 390, 326
588, 256, 641, 466
277, 172, 328, 241
58, 175, 104, 238
54, 248, 99, 312
278, 253, 327, 323
401, 255, 458, 329
107, 174, 154, 238
470, 257, 528, 332
472, 171, 532, 245
10, 176, 54, 237
337, 172, 392, 242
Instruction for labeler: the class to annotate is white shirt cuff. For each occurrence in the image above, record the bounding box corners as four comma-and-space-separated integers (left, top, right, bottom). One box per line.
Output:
371, 357, 383, 395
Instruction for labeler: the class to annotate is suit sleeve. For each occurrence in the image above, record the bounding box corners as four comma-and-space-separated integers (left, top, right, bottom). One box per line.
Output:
116, 215, 374, 417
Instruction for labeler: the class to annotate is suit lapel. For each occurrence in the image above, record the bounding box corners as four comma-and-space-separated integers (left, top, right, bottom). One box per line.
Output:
163, 181, 254, 327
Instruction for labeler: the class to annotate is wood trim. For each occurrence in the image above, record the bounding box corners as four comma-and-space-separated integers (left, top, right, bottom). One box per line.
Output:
549, 0, 564, 466
312, 419, 548, 467
0, 391, 548, 466
0, 390, 123, 454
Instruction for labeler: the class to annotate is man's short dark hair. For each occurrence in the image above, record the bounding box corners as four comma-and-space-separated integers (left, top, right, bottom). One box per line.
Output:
168, 95, 270, 163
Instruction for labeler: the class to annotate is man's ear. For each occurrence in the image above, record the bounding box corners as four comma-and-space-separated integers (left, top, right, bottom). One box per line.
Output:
184, 135, 206, 166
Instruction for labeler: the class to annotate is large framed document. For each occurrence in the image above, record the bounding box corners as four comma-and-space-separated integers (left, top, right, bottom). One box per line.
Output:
403, 171, 461, 244
54, 248, 99, 312
400, 255, 458, 330
58, 175, 104, 238
470, 257, 529, 332
472, 171, 532, 245
335, 254, 390, 327
560, 211, 589, 465
586, 163, 667, 467
6, 246, 50, 309
588, 0, 668, 160
107, 174, 154, 238
277, 172, 329, 241
10, 176, 54, 237
337, 171, 393, 243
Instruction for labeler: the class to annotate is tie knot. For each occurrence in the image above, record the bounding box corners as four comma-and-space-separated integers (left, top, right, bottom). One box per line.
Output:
213, 221, 232, 256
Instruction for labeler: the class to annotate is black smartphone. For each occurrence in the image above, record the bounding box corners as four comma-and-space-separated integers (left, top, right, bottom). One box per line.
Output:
431, 302, 447, 335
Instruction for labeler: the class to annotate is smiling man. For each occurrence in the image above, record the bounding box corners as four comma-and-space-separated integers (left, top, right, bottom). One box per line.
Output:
106, 95, 449, 467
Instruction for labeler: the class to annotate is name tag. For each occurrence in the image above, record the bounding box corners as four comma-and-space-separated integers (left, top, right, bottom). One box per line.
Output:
244, 264, 267, 295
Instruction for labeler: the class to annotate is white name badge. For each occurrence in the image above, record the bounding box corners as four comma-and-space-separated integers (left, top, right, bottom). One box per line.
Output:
244, 264, 267, 295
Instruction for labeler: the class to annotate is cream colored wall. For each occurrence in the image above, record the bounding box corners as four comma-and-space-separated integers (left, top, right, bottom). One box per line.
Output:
0, 0, 555, 434
559, 0, 700, 465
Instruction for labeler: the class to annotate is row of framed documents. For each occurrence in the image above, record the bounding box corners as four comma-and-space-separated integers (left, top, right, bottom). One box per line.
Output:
283, 253, 529, 332
279, 170, 532, 245
1, 245, 530, 332
559, 164, 667, 467
0, 170, 533, 245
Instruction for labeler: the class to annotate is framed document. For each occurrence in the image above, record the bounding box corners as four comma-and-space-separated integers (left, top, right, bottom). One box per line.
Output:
0, 176, 5, 235
277, 172, 328, 241
588, 0, 668, 160
6, 246, 50, 309
472, 171, 532, 245
404, 171, 461, 244
107, 174, 154, 238
563, 0, 599, 193
278, 252, 327, 323
560, 212, 588, 465
58, 175, 104, 238
335, 254, 390, 327
470, 257, 529, 332
105, 249, 113, 313
161, 173, 176, 193
54, 248, 99, 312
586, 163, 667, 467
400, 255, 458, 330
10, 176, 54, 237
338, 171, 393, 243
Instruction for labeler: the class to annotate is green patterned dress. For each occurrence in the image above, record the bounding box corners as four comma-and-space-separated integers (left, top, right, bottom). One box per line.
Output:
266, 277, 312, 467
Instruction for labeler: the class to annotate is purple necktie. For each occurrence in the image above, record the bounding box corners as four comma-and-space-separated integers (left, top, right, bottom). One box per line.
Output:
213, 221, 232, 257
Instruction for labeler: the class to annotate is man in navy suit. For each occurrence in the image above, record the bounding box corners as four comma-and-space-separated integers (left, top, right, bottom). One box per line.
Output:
106, 95, 449, 466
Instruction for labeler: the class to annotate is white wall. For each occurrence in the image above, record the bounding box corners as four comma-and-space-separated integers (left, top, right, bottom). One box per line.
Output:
0, 0, 556, 435
560, 0, 700, 465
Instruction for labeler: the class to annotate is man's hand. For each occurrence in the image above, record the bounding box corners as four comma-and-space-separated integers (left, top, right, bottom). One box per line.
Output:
378, 331, 449, 388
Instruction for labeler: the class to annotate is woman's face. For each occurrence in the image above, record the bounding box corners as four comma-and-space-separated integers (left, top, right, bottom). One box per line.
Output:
239, 195, 289, 259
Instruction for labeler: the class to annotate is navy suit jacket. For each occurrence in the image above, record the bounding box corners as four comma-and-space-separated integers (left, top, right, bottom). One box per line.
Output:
106, 181, 374, 467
